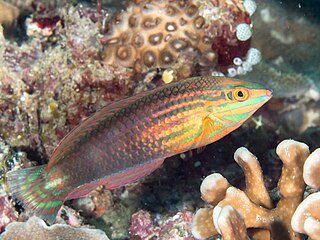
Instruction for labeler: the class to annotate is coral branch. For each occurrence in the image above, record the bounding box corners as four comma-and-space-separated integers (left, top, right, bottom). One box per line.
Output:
214, 205, 247, 240
291, 192, 320, 239
192, 208, 216, 239
276, 140, 309, 198
192, 139, 311, 240
291, 147, 320, 239
303, 149, 320, 189
234, 147, 272, 208
215, 187, 272, 230
200, 173, 229, 205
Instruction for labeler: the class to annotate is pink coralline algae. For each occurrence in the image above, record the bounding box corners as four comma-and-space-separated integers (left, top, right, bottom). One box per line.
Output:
130, 210, 160, 239
159, 211, 195, 239
130, 210, 195, 239
0, 7, 134, 156
102, 0, 260, 78
0, 196, 18, 232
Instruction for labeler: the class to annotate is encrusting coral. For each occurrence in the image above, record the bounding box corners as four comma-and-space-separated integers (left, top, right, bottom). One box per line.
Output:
102, 0, 260, 78
0, 216, 109, 240
291, 148, 320, 240
192, 139, 311, 240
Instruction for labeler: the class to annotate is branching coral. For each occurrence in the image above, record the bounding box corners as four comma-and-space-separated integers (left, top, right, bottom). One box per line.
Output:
214, 205, 248, 240
0, 216, 109, 240
302, 149, 320, 189
192, 139, 310, 240
102, 0, 260, 78
292, 149, 320, 240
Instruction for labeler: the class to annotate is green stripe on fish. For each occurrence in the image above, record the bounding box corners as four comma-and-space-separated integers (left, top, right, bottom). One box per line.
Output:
6, 76, 272, 225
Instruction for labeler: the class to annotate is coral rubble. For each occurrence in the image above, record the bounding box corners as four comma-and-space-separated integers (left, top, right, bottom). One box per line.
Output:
130, 210, 195, 239
0, 216, 109, 240
71, 186, 114, 218
102, 0, 260, 78
130, 210, 160, 239
192, 139, 310, 240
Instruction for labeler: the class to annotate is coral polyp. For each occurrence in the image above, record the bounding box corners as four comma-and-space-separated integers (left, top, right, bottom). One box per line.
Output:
102, 0, 258, 77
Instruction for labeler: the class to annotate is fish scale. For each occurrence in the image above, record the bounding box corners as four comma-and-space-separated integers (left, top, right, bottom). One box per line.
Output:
6, 76, 272, 224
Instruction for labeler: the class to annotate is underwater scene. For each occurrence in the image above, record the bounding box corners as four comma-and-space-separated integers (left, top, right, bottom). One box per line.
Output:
0, 0, 320, 239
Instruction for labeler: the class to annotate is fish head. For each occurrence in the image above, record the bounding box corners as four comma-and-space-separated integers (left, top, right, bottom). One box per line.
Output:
206, 77, 272, 128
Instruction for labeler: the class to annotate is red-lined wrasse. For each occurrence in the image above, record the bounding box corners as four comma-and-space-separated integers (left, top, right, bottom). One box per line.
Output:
6, 76, 272, 224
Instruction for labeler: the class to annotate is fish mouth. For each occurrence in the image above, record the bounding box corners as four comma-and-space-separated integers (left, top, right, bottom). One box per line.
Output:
250, 88, 272, 109
261, 89, 273, 103
266, 89, 273, 98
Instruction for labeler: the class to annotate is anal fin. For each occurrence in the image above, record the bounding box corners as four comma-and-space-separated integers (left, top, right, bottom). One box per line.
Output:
107, 158, 165, 189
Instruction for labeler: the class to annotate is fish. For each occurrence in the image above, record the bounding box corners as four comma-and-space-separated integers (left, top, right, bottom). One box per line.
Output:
6, 76, 272, 224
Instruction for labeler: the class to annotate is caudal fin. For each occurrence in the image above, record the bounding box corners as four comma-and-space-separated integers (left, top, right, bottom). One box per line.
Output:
6, 165, 67, 224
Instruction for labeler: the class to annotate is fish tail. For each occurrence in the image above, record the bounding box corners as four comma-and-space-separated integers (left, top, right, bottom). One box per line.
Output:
6, 165, 67, 224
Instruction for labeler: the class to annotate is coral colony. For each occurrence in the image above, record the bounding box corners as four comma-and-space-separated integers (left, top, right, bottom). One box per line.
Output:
0, 0, 320, 240
192, 140, 320, 240
102, 0, 260, 78
192, 140, 310, 240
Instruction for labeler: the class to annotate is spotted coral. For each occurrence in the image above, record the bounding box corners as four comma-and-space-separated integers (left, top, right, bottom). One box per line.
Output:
102, 0, 259, 78
0, 216, 109, 240
192, 139, 310, 240
0, 1, 19, 27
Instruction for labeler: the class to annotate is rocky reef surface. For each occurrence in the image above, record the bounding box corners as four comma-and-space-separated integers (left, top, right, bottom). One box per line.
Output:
0, 0, 319, 239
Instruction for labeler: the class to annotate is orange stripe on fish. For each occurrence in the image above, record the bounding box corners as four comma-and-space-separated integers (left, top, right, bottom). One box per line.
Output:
6, 76, 272, 224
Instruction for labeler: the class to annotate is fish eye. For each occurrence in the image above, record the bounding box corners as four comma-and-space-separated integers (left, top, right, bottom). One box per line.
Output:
233, 88, 249, 102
